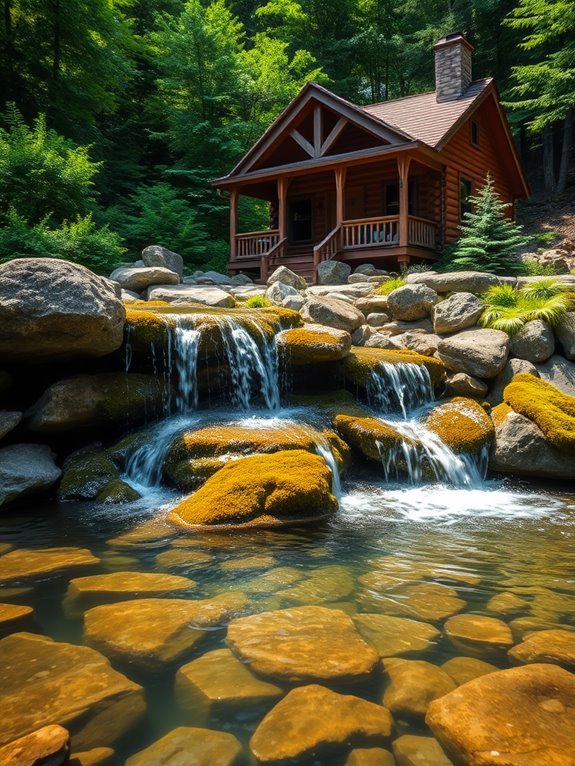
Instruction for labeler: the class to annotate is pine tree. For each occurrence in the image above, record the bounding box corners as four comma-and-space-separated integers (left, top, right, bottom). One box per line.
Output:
446, 175, 528, 275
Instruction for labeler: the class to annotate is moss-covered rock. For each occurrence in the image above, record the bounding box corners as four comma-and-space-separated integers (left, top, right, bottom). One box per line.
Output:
334, 413, 413, 462
58, 451, 120, 501
96, 480, 141, 504
277, 324, 351, 365
168, 450, 338, 528
341, 347, 444, 389
503, 373, 575, 450
425, 398, 495, 455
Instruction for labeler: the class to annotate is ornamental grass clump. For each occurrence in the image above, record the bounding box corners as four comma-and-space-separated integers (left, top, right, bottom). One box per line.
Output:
243, 295, 272, 308
375, 276, 406, 295
480, 280, 571, 334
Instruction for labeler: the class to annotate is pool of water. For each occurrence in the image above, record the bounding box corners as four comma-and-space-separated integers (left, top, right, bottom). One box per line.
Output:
1, 454, 574, 763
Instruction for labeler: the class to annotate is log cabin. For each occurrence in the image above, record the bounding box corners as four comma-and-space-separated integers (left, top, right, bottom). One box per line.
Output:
212, 33, 529, 283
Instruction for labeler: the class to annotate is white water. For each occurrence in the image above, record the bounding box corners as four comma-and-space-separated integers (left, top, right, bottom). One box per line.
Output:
173, 327, 201, 413
367, 362, 433, 417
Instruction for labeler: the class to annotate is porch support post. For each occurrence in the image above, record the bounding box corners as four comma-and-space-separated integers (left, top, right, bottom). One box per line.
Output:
277, 177, 289, 240
397, 155, 411, 248
335, 166, 346, 227
229, 188, 239, 261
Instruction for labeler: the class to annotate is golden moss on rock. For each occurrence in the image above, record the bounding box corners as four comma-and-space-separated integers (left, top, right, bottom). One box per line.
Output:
335, 414, 412, 462
168, 450, 338, 528
425, 398, 495, 455
504, 373, 575, 450
277, 324, 352, 365
341, 347, 444, 389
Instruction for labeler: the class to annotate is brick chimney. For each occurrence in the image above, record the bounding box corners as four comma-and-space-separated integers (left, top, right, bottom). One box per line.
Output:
434, 33, 473, 102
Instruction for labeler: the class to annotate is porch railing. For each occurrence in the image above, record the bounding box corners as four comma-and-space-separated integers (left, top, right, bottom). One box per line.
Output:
313, 225, 342, 267
235, 229, 280, 258
408, 216, 437, 249
342, 216, 400, 249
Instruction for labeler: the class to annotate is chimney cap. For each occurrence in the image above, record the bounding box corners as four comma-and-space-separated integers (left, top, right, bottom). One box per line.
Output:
434, 32, 474, 53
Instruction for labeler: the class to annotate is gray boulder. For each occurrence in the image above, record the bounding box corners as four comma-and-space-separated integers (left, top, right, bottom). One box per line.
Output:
121, 289, 141, 304
317, 260, 351, 285
408, 271, 505, 294
379, 319, 434, 336
110, 266, 180, 292
387, 284, 438, 321
437, 329, 510, 379
301, 297, 365, 333
282, 294, 305, 312
354, 263, 388, 276
146, 285, 234, 307
0, 258, 125, 362
365, 334, 400, 349
490, 409, 575, 480
267, 266, 307, 291
351, 325, 376, 345
433, 292, 484, 334
0, 411, 22, 441
196, 270, 233, 286
355, 296, 389, 315
266, 281, 298, 306
536, 355, 575, 397
400, 332, 440, 357
555, 312, 575, 360
366, 312, 390, 328
141, 245, 184, 280
348, 273, 371, 284
487, 358, 539, 406
230, 274, 253, 286
510, 319, 555, 363
0, 444, 61, 507
308, 284, 373, 298
445, 373, 488, 398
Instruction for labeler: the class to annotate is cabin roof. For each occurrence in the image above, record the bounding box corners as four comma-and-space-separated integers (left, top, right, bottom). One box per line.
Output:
362, 77, 493, 149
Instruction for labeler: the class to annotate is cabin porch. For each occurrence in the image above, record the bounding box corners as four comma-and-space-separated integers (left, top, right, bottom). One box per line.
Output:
226, 155, 443, 283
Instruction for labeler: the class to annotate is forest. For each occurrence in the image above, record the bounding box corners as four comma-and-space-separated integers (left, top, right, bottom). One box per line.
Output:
0, 0, 573, 274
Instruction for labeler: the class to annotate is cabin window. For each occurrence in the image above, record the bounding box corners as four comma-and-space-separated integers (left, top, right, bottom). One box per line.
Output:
288, 198, 312, 243
470, 120, 480, 147
383, 180, 415, 216
460, 177, 473, 219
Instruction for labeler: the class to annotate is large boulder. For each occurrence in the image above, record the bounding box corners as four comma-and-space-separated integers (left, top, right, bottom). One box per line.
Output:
109, 266, 179, 292
510, 319, 555, 363
265, 280, 298, 305
141, 244, 184, 279
537, 355, 575, 397
267, 265, 307, 291
301, 296, 365, 333
26, 373, 167, 433
317, 260, 352, 285
387, 284, 438, 321
382, 658, 456, 719
277, 324, 351, 364
196, 270, 232, 286
0, 411, 22, 441
426, 664, 575, 766
0, 258, 125, 361
146, 285, 235, 307
408, 270, 503, 294
555, 312, 575, 360
437, 329, 510, 379
0, 444, 61, 508
433, 292, 484, 334
425, 398, 494, 455
487, 358, 539, 405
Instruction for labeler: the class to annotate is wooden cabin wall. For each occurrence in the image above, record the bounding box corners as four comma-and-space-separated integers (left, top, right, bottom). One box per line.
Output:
441, 96, 516, 243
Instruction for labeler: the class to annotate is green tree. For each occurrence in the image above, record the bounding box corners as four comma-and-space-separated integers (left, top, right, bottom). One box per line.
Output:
444, 175, 528, 275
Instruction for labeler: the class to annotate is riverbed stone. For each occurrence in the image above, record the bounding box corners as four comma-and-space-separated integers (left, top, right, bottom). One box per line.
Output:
486, 590, 529, 615
445, 372, 488, 398
242, 566, 306, 594
407, 270, 502, 294
369, 583, 466, 622
0, 603, 35, 636
155, 549, 214, 569
426, 663, 575, 766
0, 258, 125, 362
0, 411, 21, 441
382, 659, 456, 719
110, 265, 180, 292
508, 629, 575, 671
58, 449, 120, 501
147, 284, 235, 307
0, 632, 145, 750
0, 725, 70, 766
69, 748, 115, 766
510, 319, 555, 363
387, 284, 438, 321
537, 354, 575, 397
26, 373, 167, 433
0, 444, 62, 507
433, 292, 484, 334
444, 614, 514, 658
441, 656, 498, 686
64, 571, 195, 613
227, 605, 379, 683
487, 357, 539, 405
346, 748, 396, 766
220, 554, 276, 572
176, 648, 282, 722
277, 324, 351, 364
555, 311, 575, 360
125, 727, 243, 766
84, 593, 247, 671
301, 296, 365, 333
353, 614, 440, 658
267, 265, 307, 290
318, 260, 352, 285
437, 329, 510, 378
392, 735, 452, 766
279, 565, 355, 605
141, 244, 184, 279
0, 547, 99, 584
250, 685, 393, 764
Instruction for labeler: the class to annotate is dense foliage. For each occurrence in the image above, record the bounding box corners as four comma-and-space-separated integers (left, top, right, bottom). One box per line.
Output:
480, 280, 572, 333
0, 0, 573, 272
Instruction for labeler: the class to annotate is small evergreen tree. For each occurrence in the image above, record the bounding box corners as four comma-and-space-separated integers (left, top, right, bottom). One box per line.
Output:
444, 175, 528, 275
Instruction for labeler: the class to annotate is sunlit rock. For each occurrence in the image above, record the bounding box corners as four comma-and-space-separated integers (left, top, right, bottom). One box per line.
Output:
0, 725, 70, 766
276, 323, 351, 364
241, 566, 306, 594
278, 565, 355, 605
486, 590, 529, 616
345, 748, 396, 766
0, 547, 99, 585
437, 328, 510, 379
382, 658, 456, 719
443, 614, 514, 658
392, 735, 452, 766
125, 727, 242, 766
0, 603, 34, 636
353, 614, 440, 658
341, 346, 444, 389
362, 582, 465, 622
441, 656, 498, 686
425, 397, 494, 455
508, 628, 575, 671
69, 747, 115, 766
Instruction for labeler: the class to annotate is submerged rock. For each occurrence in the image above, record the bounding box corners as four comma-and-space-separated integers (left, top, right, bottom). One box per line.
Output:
382, 658, 456, 719
0, 258, 125, 361
277, 323, 351, 364
69, 747, 115, 766
0, 725, 70, 766
0, 632, 145, 750
278, 564, 355, 605
168, 450, 338, 529
364, 582, 466, 622
0, 547, 99, 584
0, 603, 35, 636
425, 398, 494, 455
392, 735, 452, 766
353, 613, 440, 658
0, 444, 61, 508
443, 614, 513, 658
508, 628, 575, 671
441, 656, 498, 686
345, 748, 396, 766
227, 605, 379, 683
426, 663, 575, 766
250, 684, 393, 764
125, 727, 242, 766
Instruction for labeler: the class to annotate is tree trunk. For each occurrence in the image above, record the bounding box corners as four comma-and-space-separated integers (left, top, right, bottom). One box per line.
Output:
557, 109, 573, 195
543, 125, 556, 193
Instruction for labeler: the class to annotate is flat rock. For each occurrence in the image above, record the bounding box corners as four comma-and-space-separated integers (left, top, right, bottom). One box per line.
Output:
110, 265, 180, 291
125, 727, 242, 766
0, 444, 61, 507
444, 614, 514, 658
508, 629, 575, 671
353, 614, 440, 657
392, 735, 452, 766
0, 258, 125, 361
366, 582, 466, 622
301, 296, 365, 333
250, 684, 393, 764
0, 547, 99, 584
433, 292, 484, 334
141, 244, 184, 279
69, 748, 115, 766
84, 593, 247, 671
486, 591, 529, 615
226, 605, 379, 683
537, 354, 575, 397
0, 410, 22, 440
426, 663, 575, 766
0, 603, 34, 636
346, 748, 396, 765
176, 648, 282, 722
0, 725, 70, 766
147, 285, 235, 307
277, 324, 351, 363
437, 329, 510, 379
242, 566, 306, 594
279, 565, 355, 605
0, 632, 145, 750
220, 555, 276, 572
382, 658, 456, 718
407, 270, 502, 294
441, 656, 498, 686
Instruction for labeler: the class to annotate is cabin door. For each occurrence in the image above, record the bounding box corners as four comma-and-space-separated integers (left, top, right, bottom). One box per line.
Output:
288, 198, 313, 244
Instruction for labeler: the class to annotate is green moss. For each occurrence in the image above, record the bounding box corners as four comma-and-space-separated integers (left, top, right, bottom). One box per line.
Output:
504, 373, 575, 450
341, 347, 444, 389
107, 430, 148, 467
96, 479, 141, 504
168, 450, 338, 527
58, 450, 119, 501
425, 397, 495, 454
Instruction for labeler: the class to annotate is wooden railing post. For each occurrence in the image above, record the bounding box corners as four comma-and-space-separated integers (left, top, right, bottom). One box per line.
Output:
277, 177, 289, 241
229, 188, 239, 262
335, 167, 346, 228
397, 156, 411, 248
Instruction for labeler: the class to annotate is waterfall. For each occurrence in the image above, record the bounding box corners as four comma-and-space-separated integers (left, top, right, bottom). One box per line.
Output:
173, 326, 201, 413
315, 441, 342, 500
367, 362, 433, 417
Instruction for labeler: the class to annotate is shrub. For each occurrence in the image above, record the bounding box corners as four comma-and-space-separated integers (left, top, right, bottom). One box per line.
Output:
375, 276, 406, 295
521, 259, 558, 277
480, 279, 571, 334
243, 295, 272, 308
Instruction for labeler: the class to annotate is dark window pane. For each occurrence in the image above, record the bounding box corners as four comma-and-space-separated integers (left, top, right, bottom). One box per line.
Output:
460, 177, 473, 219
289, 198, 312, 242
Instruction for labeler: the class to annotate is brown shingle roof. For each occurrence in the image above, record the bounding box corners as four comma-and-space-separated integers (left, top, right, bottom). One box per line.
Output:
361, 78, 493, 149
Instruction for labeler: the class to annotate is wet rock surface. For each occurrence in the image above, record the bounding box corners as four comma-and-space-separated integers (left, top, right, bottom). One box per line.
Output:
0, 725, 70, 766
125, 727, 243, 766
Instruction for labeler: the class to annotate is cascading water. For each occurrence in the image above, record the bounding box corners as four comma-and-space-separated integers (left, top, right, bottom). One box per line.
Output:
367, 362, 433, 417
